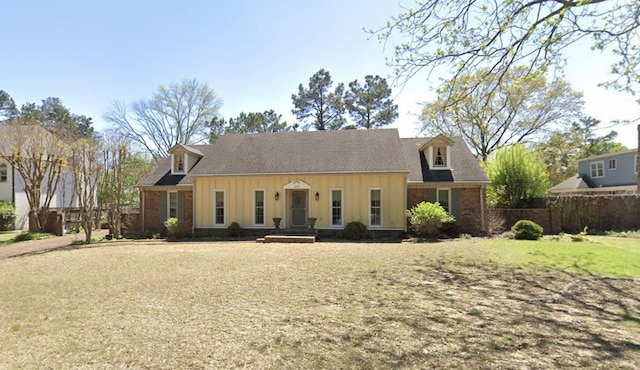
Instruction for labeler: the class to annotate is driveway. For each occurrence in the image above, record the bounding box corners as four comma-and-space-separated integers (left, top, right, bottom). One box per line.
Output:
0, 229, 109, 259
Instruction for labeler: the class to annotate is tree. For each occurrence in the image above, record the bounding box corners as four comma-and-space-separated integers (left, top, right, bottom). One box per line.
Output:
344, 75, 399, 129
535, 117, 627, 185
0, 90, 17, 122
0, 123, 67, 232
372, 0, 640, 94
97, 133, 152, 238
405, 201, 455, 238
484, 144, 550, 208
421, 67, 584, 162
225, 110, 295, 134
70, 138, 102, 243
104, 78, 223, 159
292, 69, 346, 130
19, 97, 94, 140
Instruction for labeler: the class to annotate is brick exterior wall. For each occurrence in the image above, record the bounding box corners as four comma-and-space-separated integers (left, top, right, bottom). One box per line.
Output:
142, 190, 194, 235
458, 187, 486, 235
142, 190, 162, 234
407, 186, 486, 235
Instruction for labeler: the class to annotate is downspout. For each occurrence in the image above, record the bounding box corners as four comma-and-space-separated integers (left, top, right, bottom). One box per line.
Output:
11, 166, 15, 204
141, 190, 145, 235
480, 185, 486, 234
192, 183, 196, 234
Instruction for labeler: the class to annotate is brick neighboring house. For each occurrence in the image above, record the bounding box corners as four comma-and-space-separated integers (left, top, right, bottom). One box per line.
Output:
138, 129, 489, 236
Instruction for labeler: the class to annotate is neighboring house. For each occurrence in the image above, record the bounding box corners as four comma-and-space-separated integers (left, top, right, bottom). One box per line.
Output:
0, 126, 80, 231
138, 129, 489, 236
549, 148, 638, 195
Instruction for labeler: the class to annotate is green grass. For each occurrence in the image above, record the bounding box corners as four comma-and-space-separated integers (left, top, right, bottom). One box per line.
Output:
0, 238, 638, 369
481, 236, 640, 277
0, 231, 20, 243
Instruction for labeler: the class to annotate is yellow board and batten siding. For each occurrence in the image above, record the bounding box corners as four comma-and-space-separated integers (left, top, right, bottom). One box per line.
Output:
193, 173, 406, 229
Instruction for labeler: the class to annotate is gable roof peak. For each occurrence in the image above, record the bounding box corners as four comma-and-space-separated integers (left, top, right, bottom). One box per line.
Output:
418, 134, 455, 151
168, 143, 204, 157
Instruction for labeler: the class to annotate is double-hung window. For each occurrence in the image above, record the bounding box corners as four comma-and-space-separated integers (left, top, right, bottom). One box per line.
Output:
214, 190, 225, 225
254, 190, 265, 225
590, 161, 604, 178
437, 189, 451, 213
433, 146, 447, 167
331, 189, 343, 227
608, 159, 617, 170
168, 191, 178, 219
370, 189, 382, 227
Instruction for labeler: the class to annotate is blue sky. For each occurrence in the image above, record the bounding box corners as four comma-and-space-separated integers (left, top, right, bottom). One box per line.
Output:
1, 0, 638, 148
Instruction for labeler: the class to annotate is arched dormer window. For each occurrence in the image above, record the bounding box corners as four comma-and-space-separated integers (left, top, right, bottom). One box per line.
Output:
0, 163, 7, 183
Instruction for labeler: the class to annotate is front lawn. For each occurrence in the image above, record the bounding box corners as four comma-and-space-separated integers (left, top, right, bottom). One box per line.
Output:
0, 238, 638, 369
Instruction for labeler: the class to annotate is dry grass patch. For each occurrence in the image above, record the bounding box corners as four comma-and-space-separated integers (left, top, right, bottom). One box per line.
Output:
0, 239, 638, 369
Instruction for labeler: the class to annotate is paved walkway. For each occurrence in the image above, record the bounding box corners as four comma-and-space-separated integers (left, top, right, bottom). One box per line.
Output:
0, 229, 109, 259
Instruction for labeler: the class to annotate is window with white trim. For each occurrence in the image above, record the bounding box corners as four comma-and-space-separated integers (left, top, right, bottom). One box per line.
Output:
590, 161, 604, 178
370, 189, 382, 227
172, 153, 186, 174
214, 190, 225, 225
608, 158, 617, 170
168, 191, 178, 219
0, 163, 7, 183
331, 189, 343, 227
254, 190, 265, 225
437, 188, 451, 213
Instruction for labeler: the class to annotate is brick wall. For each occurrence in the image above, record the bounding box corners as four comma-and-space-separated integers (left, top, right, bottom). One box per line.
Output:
458, 187, 486, 235
142, 190, 162, 234
407, 186, 486, 236
487, 208, 562, 235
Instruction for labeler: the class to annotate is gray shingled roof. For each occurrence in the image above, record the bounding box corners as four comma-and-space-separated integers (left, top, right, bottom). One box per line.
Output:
549, 174, 595, 193
401, 137, 489, 183
139, 129, 408, 186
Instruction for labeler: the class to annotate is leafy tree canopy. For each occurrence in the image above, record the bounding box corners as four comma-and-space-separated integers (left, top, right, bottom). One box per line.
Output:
225, 110, 295, 134
292, 69, 346, 130
421, 66, 583, 161
484, 143, 550, 208
344, 75, 399, 129
0, 90, 18, 122
372, 0, 639, 95
9, 97, 94, 140
535, 117, 627, 185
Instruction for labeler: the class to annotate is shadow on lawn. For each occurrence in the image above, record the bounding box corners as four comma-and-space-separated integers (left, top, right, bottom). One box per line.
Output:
331, 262, 640, 369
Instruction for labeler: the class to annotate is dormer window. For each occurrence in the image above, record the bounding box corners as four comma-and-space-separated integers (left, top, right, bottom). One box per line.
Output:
172, 153, 186, 174
0, 163, 7, 183
434, 146, 447, 167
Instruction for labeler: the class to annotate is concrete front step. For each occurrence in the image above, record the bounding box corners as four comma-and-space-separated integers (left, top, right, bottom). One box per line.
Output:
256, 235, 316, 243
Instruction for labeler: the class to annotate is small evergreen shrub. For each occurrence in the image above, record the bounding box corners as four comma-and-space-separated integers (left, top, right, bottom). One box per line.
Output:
439, 221, 459, 238
342, 221, 369, 240
405, 202, 455, 238
511, 220, 543, 240
0, 201, 16, 231
164, 217, 185, 238
227, 222, 242, 237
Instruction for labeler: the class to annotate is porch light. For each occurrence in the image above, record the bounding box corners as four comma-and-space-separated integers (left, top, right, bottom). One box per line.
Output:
315, 192, 320, 201
275, 192, 280, 201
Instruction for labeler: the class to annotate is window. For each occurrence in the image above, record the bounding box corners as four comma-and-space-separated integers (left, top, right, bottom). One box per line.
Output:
0, 163, 7, 183
331, 189, 343, 227
370, 189, 382, 227
254, 190, 265, 225
608, 158, 617, 170
433, 146, 447, 167
437, 189, 451, 213
168, 191, 178, 219
173, 153, 185, 173
590, 161, 604, 178
214, 190, 225, 225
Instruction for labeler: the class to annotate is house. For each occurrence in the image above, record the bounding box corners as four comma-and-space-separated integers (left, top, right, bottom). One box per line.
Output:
549, 148, 638, 195
0, 125, 80, 231
138, 129, 489, 236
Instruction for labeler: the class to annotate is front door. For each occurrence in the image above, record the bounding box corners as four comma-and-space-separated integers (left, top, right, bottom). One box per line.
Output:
291, 190, 307, 227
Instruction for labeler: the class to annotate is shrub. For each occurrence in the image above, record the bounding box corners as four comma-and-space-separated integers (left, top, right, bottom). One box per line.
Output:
342, 221, 369, 240
511, 220, 543, 240
405, 202, 455, 238
439, 221, 459, 238
227, 222, 242, 237
164, 217, 185, 239
0, 201, 16, 231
